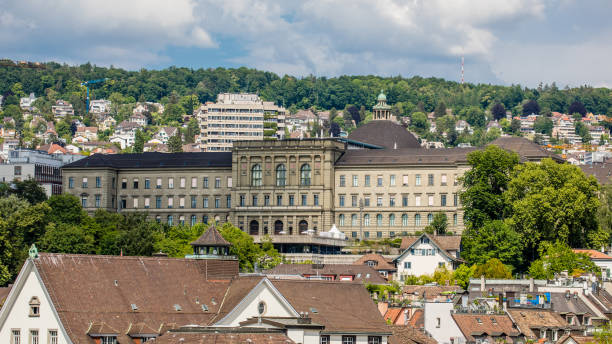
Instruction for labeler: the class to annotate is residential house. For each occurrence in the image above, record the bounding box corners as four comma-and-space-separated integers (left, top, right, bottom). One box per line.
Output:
451, 313, 522, 344
573, 249, 612, 280
557, 333, 596, 344
0, 126, 16, 139
286, 110, 318, 132
129, 113, 148, 126
41, 122, 57, 143
507, 309, 569, 342
98, 115, 117, 131
265, 263, 387, 284
64, 144, 81, 154
19, 93, 37, 110
454, 120, 472, 135
588, 125, 605, 144
89, 99, 112, 114
51, 100, 74, 118
395, 234, 462, 279
353, 253, 397, 280
152, 127, 179, 144
424, 301, 465, 344
110, 121, 140, 149
72, 126, 98, 144
133, 102, 164, 115
486, 120, 501, 133
143, 142, 169, 153
0, 138, 19, 159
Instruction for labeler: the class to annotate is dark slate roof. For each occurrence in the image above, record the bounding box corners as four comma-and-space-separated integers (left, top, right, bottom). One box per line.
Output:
62, 152, 232, 169
336, 148, 475, 166
191, 226, 231, 247
348, 120, 420, 149
491, 136, 563, 162
580, 162, 612, 184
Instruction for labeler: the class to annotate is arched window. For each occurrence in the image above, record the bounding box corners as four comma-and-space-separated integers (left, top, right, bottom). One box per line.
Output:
389, 214, 395, 226
299, 220, 308, 234
364, 214, 370, 226
300, 164, 311, 186
415, 214, 421, 226
249, 220, 259, 235
339, 214, 345, 226
251, 164, 262, 186
402, 214, 408, 226
274, 220, 283, 235
376, 214, 383, 226
427, 213, 433, 225
351, 214, 357, 226
276, 164, 286, 186
29, 296, 40, 317
453, 213, 458, 226
190, 215, 197, 226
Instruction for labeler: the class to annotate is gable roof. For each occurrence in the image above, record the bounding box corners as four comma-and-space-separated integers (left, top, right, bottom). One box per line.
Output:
557, 333, 595, 344
265, 263, 388, 284
573, 249, 612, 260
149, 328, 296, 343
191, 225, 231, 247
491, 136, 562, 162
507, 309, 568, 338
452, 314, 520, 343
388, 325, 437, 344
396, 233, 462, 263
353, 254, 396, 271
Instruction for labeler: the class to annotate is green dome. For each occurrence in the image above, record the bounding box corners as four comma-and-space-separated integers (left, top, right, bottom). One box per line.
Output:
377, 90, 387, 101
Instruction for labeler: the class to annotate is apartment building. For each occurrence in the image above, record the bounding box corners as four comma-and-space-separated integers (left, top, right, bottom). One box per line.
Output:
89, 99, 111, 114
51, 100, 74, 118
196, 93, 286, 152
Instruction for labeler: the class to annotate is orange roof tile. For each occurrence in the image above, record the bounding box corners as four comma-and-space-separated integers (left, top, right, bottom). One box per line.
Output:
573, 249, 612, 260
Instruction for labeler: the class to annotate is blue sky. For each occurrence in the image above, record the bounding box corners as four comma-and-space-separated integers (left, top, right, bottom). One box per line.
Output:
1, 0, 612, 87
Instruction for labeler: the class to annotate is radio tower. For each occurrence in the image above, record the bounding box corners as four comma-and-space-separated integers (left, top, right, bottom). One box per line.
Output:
461, 56, 464, 85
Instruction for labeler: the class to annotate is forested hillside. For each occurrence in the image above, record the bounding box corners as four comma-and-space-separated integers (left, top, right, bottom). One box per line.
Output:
2, 62, 612, 116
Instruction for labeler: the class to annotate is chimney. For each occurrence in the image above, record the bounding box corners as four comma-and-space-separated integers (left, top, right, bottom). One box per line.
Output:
480, 275, 486, 292
529, 278, 534, 292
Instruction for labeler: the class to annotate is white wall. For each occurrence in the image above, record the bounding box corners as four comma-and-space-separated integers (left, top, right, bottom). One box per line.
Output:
424, 302, 464, 344
0, 269, 69, 344
397, 240, 453, 277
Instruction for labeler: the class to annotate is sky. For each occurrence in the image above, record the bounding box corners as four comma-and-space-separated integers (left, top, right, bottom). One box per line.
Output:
1, 0, 611, 88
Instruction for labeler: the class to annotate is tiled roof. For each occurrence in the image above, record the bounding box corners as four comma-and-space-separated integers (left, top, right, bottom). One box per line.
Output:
491, 136, 562, 162
265, 263, 388, 284
150, 330, 295, 343
549, 292, 594, 315
557, 334, 595, 344
270, 280, 390, 334
336, 147, 475, 166
191, 226, 231, 247
408, 309, 424, 328
388, 325, 437, 344
452, 314, 520, 343
402, 285, 463, 300
0, 285, 11, 307
399, 235, 461, 252
62, 152, 232, 169
353, 254, 396, 271
573, 249, 612, 260
384, 308, 403, 324
507, 309, 568, 338
348, 120, 420, 149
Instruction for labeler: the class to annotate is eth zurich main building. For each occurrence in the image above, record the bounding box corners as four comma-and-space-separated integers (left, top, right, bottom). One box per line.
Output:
62, 92, 555, 255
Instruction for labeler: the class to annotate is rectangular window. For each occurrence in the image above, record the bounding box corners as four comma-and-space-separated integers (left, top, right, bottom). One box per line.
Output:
364, 175, 370, 187
314, 194, 319, 206
180, 177, 186, 188
377, 197, 383, 207
441, 174, 448, 185
191, 177, 197, 188
252, 195, 258, 206
81, 196, 87, 208
403, 175, 409, 186
339, 175, 346, 187
404, 262, 411, 269
368, 336, 382, 344
227, 177, 233, 187
82, 177, 88, 188
168, 197, 174, 208
30, 330, 38, 344
227, 195, 231, 208
390, 175, 396, 186
352, 195, 357, 207
121, 178, 127, 189
101, 337, 117, 344
352, 175, 358, 187
168, 178, 174, 189
215, 177, 221, 188
454, 193, 458, 206
339, 195, 345, 207
239, 195, 245, 207
179, 197, 185, 208
48, 330, 57, 344
351, 215, 358, 226
264, 195, 270, 206
320, 336, 330, 344
301, 194, 307, 206
276, 195, 283, 206
428, 174, 434, 186
144, 178, 150, 189
156, 196, 161, 209
441, 194, 447, 206
389, 196, 395, 207
133, 198, 138, 208
364, 196, 370, 207
454, 174, 458, 186
203, 197, 209, 208
377, 176, 383, 187
191, 196, 197, 208
289, 195, 295, 206
96, 176, 102, 188
68, 177, 74, 189
156, 177, 162, 189
415, 174, 421, 186
144, 197, 150, 209
215, 197, 220, 208
428, 195, 434, 206
436, 317, 441, 328
95, 195, 101, 208
12, 329, 20, 344
453, 213, 458, 226
191, 215, 197, 226
377, 231, 382, 238
415, 195, 421, 207
14, 166, 21, 176
203, 177, 209, 188
133, 179, 139, 189
402, 195, 408, 207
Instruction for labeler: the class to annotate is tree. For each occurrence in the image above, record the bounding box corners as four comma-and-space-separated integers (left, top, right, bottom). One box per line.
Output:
133, 130, 145, 153
434, 101, 447, 118
0, 219, 13, 286
410, 112, 429, 133
528, 241, 599, 279
346, 105, 360, 125
217, 222, 281, 272
329, 122, 341, 137
168, 132, 183, 153
568, 101, 587, 117
425, 213, 447, 235
534, 116, 553, 135
46, 194, 86, 225
184, 118, 200, 143
510, 118, 521, 135
0, 179, 47, 204
453, 264, 475, 289
472, 258, 512, 279
40, 223, 95, 254
461, 220, 523, 270
460, 145, 520, 229
154, 223, 206, 258
491, 103, 506, 121
464, 106, 486, 128
522, 99, 540, 115
575, 121, 592, 143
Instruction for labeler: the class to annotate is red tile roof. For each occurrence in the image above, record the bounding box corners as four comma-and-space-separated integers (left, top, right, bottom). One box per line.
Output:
150, 330, 296, 343
388, 325, 437, 344
573, 249, 612, 260
353, 253, 397, 271
451, 314, 520, 343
